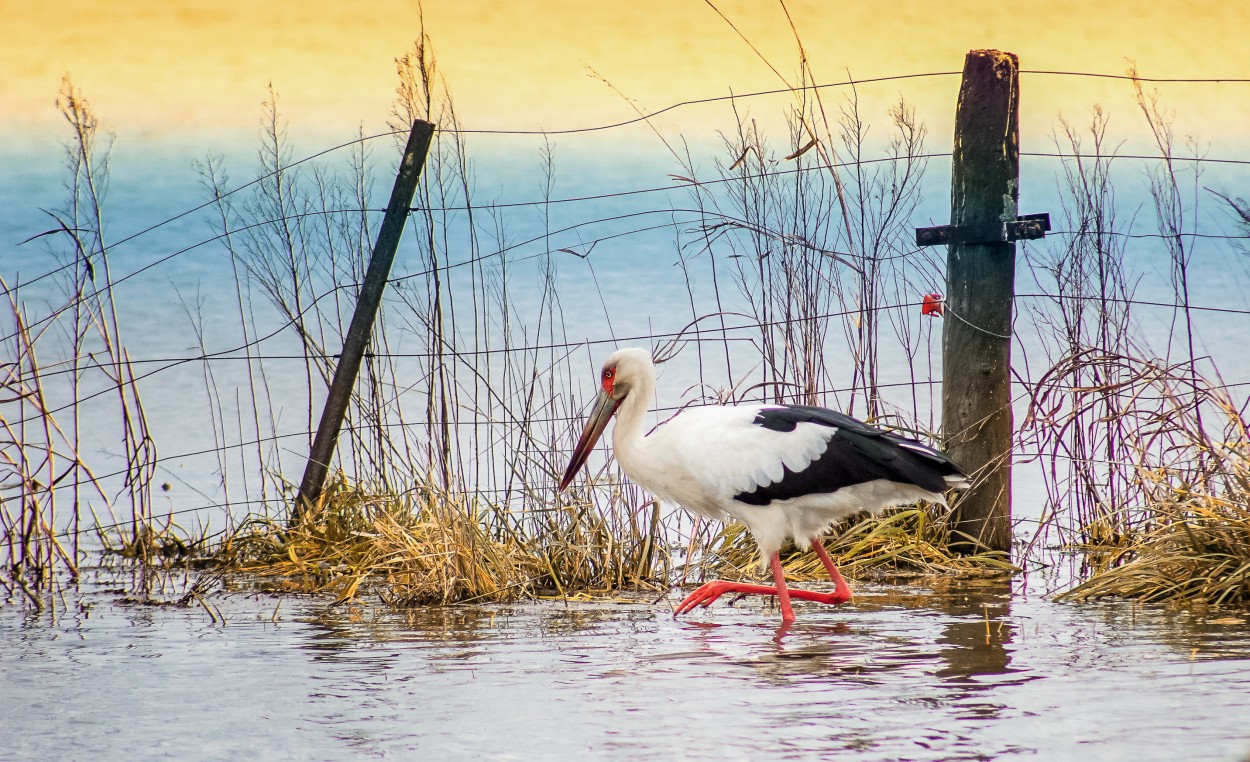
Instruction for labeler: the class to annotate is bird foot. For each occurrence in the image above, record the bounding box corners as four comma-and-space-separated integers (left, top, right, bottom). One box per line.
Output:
673, 579, 851, 617
674, 580, 776, 615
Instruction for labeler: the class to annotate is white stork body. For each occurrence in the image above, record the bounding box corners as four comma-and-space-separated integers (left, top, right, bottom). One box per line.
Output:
560, 347, 968, 622
615, 403, 954, 562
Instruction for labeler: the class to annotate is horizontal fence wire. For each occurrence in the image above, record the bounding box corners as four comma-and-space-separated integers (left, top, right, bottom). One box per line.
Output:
29, 373, 950, 504
12, 292, 917, 426
16, 286, 1250, 382
10, 185, 1250, 364
8, 148, 1249, 343
55, 378, 1010, 541
9, 66, 1250, 304
6, 147, 955, 341
63, 431, 1232, 547
38, 351, 1250, 508
39, 330, 1250, 540
13, 274, 1250, 429
10, 71, 962, 292
65, 373, 1223, 544
1019, 70, 1250, 84
9, 145, 1249, 349
1022, 151, 1250, 167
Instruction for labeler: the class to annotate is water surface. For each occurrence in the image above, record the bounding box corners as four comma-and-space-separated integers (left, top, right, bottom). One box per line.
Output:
4, 571, 1249, 760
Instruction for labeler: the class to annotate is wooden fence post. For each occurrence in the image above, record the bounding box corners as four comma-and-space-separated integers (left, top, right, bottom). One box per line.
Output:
941, 50, 1020, 554
293, 119, 436, 523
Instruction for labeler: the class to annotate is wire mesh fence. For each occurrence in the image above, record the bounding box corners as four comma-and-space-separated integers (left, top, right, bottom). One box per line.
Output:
4, 64, 1250, 579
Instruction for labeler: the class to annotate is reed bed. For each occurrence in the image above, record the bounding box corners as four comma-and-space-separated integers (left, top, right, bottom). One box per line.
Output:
1, 78, 164, 609
216, 479, 536, 604
209, 476, 672, 604
183, 29, 995, 607
1059, 497, 1250, 606
1020, 81, 1250, 607
1035, 355, 1250, 606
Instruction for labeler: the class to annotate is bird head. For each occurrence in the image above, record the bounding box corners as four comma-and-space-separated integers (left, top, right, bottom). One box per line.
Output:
558, 348, 653, 491
597, 347, 653, 401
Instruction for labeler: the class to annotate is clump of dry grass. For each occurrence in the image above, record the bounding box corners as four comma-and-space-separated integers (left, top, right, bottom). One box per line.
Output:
1027, 349, 1250, 607
1059, 495, 1250, 606
1018, 82, 1250, 607
210, 483, 1011, 607
524, 489, 672, 597
209, 476, 673, 606
701, 504, 1015, 586
214, 478, 539, 604
97, 518, 205, 564
1055, 391, 1250, 607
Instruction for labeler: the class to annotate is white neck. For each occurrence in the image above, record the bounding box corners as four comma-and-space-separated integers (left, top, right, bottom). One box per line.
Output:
610, 367, 655, 484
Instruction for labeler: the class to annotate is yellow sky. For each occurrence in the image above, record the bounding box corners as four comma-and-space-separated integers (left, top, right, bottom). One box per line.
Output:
3, 1, 1248, 146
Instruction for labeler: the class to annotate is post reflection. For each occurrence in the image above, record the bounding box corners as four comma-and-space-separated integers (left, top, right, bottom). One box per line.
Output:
935, 580, 1016, 684
929, 579, 1026, 726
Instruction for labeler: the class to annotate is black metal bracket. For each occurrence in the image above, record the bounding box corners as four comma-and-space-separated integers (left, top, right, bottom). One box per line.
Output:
916, 213, 1051, 247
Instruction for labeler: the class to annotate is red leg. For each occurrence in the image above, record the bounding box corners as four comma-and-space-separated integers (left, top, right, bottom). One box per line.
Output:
673, 552, 794, 619
674, 549, 851, 620
810, 540, 853, 604
770, 552, 795, 622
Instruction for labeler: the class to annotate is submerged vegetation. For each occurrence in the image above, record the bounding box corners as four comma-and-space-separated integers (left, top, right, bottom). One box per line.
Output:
4, 25, 1250, 614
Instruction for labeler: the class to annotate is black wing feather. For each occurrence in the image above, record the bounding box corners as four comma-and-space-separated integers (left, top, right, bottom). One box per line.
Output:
733, 405, 965, 506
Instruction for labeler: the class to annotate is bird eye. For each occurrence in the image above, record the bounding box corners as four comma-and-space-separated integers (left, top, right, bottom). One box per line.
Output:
603, 368, 614, 380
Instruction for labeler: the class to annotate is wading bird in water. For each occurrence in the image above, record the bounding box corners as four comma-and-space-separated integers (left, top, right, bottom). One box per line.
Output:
559, 348, 969, 623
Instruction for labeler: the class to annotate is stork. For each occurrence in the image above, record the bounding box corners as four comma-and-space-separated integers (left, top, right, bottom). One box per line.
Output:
558, 347, 969, 623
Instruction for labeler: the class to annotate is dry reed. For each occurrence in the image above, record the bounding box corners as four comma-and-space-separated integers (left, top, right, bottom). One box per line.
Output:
210, 476, 671, 604
704, 504, 1014, 586
2, 78, 166, 611
1043, 359, 1250, 606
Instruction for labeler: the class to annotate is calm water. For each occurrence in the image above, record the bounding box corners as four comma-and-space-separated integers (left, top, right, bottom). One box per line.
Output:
3, 570, 1249, 761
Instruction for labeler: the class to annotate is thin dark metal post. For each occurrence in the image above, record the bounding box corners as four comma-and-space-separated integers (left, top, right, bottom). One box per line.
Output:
942, 50, 1019, 553
293, 119, 435, 523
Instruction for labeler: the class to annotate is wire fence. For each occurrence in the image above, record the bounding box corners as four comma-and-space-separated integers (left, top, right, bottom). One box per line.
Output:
5, 65, 1250, 547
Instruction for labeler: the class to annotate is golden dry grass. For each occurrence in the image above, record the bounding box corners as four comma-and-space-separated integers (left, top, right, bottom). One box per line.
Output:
1059, 494, 1250, 606
701, 504, 1016, 586
209, 477, 673, 605
1031, 356, 1250, 607
203, 477, 1014, 608
214, 480, 538, 604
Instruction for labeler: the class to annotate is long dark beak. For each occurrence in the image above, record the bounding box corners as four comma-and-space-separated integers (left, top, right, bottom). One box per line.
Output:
559, 389, 620, 491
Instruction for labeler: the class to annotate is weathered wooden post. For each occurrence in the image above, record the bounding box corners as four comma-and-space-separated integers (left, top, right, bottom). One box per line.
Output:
293, 119, 436, 523
917, 50, 1046, 554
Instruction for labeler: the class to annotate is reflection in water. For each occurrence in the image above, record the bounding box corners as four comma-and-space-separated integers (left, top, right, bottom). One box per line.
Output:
303, 603, 505, 653
929, 581, 1023, 733
934, 581, 1018, 685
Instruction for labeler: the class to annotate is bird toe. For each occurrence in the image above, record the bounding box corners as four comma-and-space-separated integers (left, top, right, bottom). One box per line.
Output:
674, 581, 732, 616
